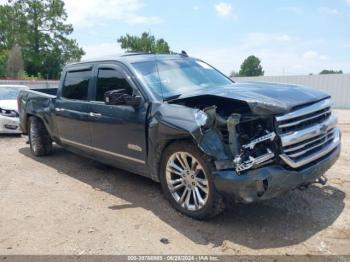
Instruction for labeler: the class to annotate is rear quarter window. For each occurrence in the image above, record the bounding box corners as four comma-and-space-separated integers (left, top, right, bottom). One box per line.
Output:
62, 70, 91, 100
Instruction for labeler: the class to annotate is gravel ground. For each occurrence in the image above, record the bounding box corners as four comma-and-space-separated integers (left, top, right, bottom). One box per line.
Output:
0, 110, 349, 256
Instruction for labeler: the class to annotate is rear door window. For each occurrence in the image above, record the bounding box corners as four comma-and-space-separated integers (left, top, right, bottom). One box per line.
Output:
62, 70, 91, 100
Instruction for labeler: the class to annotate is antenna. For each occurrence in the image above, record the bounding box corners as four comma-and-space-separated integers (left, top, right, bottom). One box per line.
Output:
181, 50, 188, 57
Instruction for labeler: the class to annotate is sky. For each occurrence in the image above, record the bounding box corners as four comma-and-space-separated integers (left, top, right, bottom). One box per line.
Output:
13, 0, 350, 76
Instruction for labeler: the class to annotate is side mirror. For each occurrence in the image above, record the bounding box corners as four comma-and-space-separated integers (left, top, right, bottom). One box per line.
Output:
104, 89, 142, 108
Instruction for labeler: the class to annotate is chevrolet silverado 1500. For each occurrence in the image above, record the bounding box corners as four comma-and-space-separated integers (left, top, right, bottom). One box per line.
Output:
18, 53, 341, 219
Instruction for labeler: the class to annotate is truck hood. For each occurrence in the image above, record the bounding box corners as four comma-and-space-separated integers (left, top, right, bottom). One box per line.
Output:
171, 82, 330, 115
0, 100, 18, 111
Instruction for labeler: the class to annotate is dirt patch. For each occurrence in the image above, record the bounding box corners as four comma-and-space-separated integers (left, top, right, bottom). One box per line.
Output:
0, 110, 349, 255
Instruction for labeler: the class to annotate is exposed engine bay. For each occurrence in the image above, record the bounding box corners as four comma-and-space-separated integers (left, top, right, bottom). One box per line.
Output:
170, 96, 280, 173
203, 106, 278, 173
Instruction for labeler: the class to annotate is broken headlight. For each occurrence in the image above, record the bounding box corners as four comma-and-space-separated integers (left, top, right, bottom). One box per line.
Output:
194, 109, 209, 127
234, 132, 277, 172
0, 108, 18, 118
232, 116, 278, 173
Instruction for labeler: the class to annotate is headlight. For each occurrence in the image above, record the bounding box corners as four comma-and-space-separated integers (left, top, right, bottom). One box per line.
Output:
0, 108, 18, 117
194, 110, 208, 127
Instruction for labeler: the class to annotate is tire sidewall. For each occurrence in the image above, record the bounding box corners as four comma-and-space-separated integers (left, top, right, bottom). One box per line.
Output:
28, 117, 37, 155
28, 116, 52, 156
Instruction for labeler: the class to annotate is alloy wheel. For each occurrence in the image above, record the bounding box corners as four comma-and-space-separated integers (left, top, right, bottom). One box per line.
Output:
165, 152, 209, 211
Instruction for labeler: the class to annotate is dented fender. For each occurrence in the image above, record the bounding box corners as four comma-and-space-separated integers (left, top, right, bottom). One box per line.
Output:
147, 103, 229, 181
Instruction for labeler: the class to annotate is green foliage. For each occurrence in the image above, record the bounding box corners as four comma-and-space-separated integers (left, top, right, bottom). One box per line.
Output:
0, 0, 85, 79
0, 4, 27, 50
117, 32, 170, 54
319, 69, 343, 75
238, 55, 264, 77
229, 70, 238, 78
18, 70, 43, 80
0, 49, 8, 78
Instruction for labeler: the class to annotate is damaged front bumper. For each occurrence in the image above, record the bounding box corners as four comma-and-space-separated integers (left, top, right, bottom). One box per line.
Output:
0, 115, 21, 134
213, 144, 341, 203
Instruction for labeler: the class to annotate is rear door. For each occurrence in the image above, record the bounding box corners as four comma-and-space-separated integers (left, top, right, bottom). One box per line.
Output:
89, 63, 148, 171
54, 67, 93, 147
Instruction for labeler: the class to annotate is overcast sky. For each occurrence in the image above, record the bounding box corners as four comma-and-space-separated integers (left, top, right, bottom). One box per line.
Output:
33, 0, 350, 75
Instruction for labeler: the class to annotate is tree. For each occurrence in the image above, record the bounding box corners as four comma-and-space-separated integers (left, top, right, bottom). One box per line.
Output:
117, 32, 170, 54
0, 0, 85, 79
0, 50, 8, 78
229, 70, 238, 78
238, 55, 264, 77
6, 45, 24, 78
319, 69, 343, 75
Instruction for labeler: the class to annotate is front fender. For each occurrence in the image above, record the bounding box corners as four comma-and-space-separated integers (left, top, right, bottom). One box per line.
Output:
147, 103, 228, 181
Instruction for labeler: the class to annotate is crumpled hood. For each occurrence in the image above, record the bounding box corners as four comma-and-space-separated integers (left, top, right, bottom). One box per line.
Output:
0, 100, 18, 111
172, 82, 330, 115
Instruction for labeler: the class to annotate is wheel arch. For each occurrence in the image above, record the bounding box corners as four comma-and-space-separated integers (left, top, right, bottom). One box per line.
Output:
146, 103, 229, 182
155, 137, 197, 181
157, 137, 225, 219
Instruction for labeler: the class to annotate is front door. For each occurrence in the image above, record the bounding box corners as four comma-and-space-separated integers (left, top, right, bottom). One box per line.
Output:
89, 64, 148, 172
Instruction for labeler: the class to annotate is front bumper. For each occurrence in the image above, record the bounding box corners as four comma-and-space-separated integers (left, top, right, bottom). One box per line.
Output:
0, 116, 21, 134
213, 144, 341, 203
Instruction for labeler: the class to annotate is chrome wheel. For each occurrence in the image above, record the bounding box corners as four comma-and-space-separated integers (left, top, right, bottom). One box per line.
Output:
165, 152, 209, 211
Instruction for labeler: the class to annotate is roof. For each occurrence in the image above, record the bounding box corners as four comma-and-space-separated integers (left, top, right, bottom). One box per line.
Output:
67, 53, 192, 68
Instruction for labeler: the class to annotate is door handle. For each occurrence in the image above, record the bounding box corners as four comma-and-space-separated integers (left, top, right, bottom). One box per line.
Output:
55, 108, 65, 112
89, 112, 102, 118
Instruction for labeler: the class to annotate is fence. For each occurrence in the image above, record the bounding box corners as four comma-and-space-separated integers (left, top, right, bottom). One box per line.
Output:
0, 79, 59, 89
234, 74, 350, 109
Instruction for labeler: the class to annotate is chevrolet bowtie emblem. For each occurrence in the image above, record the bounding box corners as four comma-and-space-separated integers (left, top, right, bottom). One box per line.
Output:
320, 124, 328, 134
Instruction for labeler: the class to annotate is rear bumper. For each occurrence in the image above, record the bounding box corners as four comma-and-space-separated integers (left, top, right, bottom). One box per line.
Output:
0, 116, 21, 134
213, 144, 341, 203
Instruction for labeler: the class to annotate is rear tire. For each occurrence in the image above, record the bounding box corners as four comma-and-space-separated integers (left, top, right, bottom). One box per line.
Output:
28, 116, 53, 156
160, 141, 225, 220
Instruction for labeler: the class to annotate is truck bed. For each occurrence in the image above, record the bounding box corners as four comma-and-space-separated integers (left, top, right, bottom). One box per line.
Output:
30, 88, 58, 96
18, 88, 58, 134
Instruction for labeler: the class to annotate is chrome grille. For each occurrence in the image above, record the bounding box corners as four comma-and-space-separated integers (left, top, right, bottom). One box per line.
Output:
276, 99, 340, 168
277, 99, 332, 135
283, 128, 335, 160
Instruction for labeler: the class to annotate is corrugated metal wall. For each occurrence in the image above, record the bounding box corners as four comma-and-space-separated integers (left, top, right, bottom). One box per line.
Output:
0, 80, 59, 89
234, 74, 350, 109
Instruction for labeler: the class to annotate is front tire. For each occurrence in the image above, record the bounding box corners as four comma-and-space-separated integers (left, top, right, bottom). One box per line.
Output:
160, 141, 225, 219
28, 116, 53, 157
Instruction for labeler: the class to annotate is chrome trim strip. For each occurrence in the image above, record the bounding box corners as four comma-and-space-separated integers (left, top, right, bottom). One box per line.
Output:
89, 112, 102, 118
286, 133, 335, 158
280, 114, 337, 147
283, 129, 335, 153
276, 99, 331, 122
280, 128, 340, 168
60, 138, 146, 164
278, 109, 331, 128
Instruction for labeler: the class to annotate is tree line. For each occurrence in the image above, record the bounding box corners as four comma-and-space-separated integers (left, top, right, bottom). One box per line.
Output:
0, 0, 84, 79
0, 0, 344, 79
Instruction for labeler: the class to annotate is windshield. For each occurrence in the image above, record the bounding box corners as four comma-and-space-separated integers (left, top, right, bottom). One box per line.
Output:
132, 59, 233, 99
0, 87, 22, 100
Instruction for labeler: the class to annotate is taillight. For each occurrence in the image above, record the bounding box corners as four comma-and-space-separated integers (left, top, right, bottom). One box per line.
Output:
17, 96, 21, 113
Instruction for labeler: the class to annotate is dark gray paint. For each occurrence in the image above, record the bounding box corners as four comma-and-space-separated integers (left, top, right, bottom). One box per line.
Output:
17, 53, 339, 201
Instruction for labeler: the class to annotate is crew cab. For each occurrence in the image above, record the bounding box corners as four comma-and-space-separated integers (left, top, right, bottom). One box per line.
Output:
18, 53, 341, 219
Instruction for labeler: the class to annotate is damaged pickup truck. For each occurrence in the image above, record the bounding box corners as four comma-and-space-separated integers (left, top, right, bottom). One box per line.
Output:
18, 53, 341, 219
